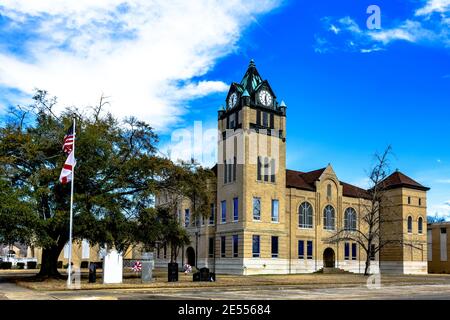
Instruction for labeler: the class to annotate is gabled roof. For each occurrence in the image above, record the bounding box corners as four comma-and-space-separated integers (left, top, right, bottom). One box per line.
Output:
286, 168, 371, 199
380, 171, 430, 191
286, 169, 316, 191
240, 59, 263, 95
341, 181, 371, 200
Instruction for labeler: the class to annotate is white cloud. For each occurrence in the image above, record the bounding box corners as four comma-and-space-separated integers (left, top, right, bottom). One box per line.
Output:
436, 179, 450, 183
316, 2, 450, 54
430, 201, 450, 220
0, 0, 280, 131
360, 47, 384, 53
416, 0, 450, 16
329, 24, 340, 34
368, 20, 438, 45
338, 16, 362, 34
158, 120, 218, 167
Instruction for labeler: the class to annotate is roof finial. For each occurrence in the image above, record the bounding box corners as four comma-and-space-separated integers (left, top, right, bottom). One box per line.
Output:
249, 59, 255, 67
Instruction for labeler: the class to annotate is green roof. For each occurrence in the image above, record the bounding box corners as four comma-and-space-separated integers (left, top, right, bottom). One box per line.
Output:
240, 59, 263, 95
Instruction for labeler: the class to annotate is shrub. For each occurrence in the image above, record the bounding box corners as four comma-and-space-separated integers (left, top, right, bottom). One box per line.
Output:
27, 261, 37, 269
16, 262, 25, 269
57, 261, 63, 268
0, 262, 12, 269
80, 261, 89, 268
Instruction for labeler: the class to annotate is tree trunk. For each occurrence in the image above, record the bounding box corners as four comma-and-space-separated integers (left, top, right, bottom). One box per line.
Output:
364, 254, 371, 276
37, 245, 64, 279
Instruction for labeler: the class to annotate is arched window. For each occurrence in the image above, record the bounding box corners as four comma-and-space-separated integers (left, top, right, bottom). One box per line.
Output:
407, 216, 413, 233
299, 202, 313, 228
418, 217, 423, 234
323, 205, 335, 230
344, 208, 357, 231
327, 184, 332, 198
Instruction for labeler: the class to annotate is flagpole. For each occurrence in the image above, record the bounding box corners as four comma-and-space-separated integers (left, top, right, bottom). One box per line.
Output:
67, 117, 76, 287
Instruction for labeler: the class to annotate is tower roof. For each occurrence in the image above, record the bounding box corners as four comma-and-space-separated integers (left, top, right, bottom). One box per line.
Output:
240, 59, 263, 95
380, 171, 430, 191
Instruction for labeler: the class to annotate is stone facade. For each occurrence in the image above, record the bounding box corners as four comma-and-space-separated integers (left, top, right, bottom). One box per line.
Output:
427, 222, 450, 273
155, 60, 429, 275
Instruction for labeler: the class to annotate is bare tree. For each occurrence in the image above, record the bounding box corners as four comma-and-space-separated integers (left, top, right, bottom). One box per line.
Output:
325, 146, 423, 275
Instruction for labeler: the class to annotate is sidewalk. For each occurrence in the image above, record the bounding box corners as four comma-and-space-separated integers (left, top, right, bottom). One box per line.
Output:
0, 281, 56, 300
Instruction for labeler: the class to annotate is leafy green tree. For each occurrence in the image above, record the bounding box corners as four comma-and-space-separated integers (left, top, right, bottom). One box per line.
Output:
0, 90, 210, 278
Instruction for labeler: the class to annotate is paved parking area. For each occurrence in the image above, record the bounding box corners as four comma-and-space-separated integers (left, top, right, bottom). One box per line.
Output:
2, 272, 450, 300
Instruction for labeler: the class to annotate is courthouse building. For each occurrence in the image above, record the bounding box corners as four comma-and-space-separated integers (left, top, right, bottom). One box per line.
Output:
154, 60, 430, 275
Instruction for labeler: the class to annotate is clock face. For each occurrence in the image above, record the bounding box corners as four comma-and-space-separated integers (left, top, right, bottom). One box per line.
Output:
259, 90, 272, 107
228, 92, 238, 108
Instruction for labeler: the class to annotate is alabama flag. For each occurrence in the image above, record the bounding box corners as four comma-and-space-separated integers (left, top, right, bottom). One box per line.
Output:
59, 150, 76, 184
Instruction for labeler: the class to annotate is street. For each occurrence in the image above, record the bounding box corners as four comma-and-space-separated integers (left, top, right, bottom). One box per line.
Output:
1, 272, 450, 300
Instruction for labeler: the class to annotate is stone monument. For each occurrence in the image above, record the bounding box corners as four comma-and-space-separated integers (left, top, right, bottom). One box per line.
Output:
141, 252, 154, 283
103, 249, 123, 284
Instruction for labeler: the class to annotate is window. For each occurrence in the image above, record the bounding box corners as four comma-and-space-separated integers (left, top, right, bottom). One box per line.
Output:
233, 197, 239, 222
257, 110, 261, 125
271, 236, 279, 258
298, 240, 304, 259
209, 203, 215, 225
418, 217, 423, 234
441, 228, 447, 262
163, 244, 167, 259
427, 230, 432, 261
419, 198, 422, 206
233, 235, 239, 258
224, 160, 227, 183
257, 156, 275, 183
351, 243, 357, 260
262, 112, 268, 127
229, 113, 235, 128
370, 244, 376, 261
184, 209, 190, 227
271, 199, 279, 222
408, 196, 411, 204
253, 197, 261, 221
208, 237, 214, 258
221, 236, 226, 258
323, 205, 335, 230
344, 208, 357, 231
221, 200, 226, 223
263, 157, 269, 182
327, 184, 332, 198
270, 113, 274, 129
307, 241, 313, 259
252, 235, 260, 257
299, 202, 313, 228
344, 243, 350, 260
257, 156, 262, 181
407, 216, 413, 233
228, 160, 232, 182
270, 158, 276, 182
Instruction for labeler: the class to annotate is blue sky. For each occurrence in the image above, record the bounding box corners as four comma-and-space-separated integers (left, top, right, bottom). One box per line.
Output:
0, 0, 449, 218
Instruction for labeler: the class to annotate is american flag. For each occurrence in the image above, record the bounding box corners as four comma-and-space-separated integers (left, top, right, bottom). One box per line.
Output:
62, 124, 75, 154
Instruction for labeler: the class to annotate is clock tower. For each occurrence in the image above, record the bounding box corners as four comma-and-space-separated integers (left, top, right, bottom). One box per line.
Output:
216, 60, 288, 274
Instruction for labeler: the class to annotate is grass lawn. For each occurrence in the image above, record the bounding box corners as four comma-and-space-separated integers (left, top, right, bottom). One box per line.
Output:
12, 269, 450, 292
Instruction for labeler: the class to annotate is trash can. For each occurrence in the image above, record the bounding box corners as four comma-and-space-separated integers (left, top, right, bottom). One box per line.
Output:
193, 272, 200, 282
168, 263, 178, 282
88, 262, 97, 283
199, 267, 210, 281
